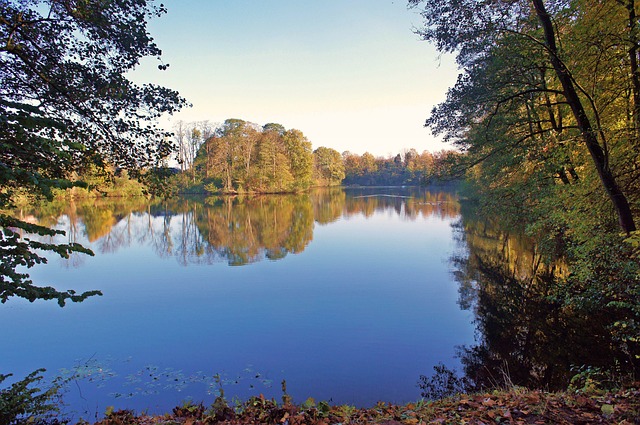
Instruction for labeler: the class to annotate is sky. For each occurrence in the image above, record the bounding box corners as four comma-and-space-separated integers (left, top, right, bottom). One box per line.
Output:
131, 0, 460, 157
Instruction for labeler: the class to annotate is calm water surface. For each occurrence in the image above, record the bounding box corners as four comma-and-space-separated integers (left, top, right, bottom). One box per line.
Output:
2, 187, 475, 418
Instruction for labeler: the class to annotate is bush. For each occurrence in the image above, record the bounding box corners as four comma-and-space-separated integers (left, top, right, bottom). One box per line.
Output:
0, 369, 63, 425
418, 363, 471, 400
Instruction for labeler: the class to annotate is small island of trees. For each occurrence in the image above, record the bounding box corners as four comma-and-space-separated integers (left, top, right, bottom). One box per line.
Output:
170, 118, 342, 194
168, 118, 460, 195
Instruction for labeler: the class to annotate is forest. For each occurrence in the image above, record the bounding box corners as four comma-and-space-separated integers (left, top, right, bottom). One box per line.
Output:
342, 149, 460, 186
409, 0, 640, 389
167, 118, 460, 194
171, 119, 337, 193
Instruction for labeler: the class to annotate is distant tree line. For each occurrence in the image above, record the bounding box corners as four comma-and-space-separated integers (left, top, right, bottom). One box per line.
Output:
342, 149, 461, 186
169, 118, 461, 193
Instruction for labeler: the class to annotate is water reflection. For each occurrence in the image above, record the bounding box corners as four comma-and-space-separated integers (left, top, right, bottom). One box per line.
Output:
195, 195, 314, 265
452, 202, 637, 391
18, 187, 460, 267
13, 187, 637, 406
6, 186, 471, 412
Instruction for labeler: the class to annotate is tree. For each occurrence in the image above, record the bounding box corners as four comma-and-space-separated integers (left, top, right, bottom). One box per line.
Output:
205, 129, 236, 192
0, 0, 187, 304
236, 122, 260, 189
262, 122, 286, 135
187, 125, 202, 181
174, 120, 188, 172
202, 119, 259, 192
342, 151, 363, 177
256, 127, 294, 192
361, 152, 378, 174
341, 149, 455, 185
410, 0, 640, 365
282, 129, 313, 191
409, 0, 638, 234
531, 0, 635, 234
313, 147, 345, 186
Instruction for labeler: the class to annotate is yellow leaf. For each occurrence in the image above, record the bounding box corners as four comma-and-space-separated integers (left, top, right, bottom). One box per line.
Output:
601, 404, 614, 415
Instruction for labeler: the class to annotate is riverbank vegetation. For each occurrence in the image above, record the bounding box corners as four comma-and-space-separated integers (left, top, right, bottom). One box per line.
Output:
342, 150, 460, 186
91, 385, 640, 425
166, 118, 460, 195
3, 370, 639, 424
176, 119, 318, 194
17, 117, 461, 198
410, 0, 640, 392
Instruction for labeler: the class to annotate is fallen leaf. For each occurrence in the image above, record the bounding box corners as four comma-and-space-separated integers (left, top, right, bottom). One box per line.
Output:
482, 398, 496, 407
601, 404, 615, 415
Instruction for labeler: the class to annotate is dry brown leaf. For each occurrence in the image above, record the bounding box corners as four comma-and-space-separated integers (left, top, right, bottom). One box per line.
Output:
482, 398, 496, 407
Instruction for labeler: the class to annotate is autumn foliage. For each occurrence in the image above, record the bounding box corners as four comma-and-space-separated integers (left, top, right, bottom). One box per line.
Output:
94, 386, 640, 425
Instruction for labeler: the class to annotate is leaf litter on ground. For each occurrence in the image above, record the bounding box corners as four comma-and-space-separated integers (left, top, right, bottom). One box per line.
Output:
91, 383, 640, 425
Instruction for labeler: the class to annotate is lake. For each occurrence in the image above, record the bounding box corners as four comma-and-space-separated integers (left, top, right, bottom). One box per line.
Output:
2, 187, 474, 419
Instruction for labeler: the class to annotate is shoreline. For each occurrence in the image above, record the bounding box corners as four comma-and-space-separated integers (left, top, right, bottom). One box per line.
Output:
83, 386, 640, 424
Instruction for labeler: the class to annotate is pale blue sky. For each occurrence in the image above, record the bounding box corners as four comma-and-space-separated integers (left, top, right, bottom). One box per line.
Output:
133, 0, 458, 157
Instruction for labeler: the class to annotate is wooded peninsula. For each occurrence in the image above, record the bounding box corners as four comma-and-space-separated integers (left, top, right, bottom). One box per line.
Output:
145, 118, 461, 196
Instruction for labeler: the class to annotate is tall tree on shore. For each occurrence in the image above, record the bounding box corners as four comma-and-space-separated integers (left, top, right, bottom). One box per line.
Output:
0, 0, 187, 304
175, 120, 188, 173
409, 0, 638, 234
283, 129, 313, 190
313, 147, 345, 186
531, 0, 635, 233
410, 0, 640, 354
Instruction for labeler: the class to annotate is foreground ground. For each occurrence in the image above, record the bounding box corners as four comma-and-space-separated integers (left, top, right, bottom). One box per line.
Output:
92, 385, 640, 425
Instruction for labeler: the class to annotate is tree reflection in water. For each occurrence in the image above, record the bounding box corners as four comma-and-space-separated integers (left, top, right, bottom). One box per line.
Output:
18, 187, 460, 268
17, 189, 638, 396
450, 201, 639, 392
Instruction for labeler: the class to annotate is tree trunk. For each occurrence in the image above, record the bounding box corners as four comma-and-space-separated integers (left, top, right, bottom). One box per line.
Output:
532, 0, 637, 234
627, 0, 640, 135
